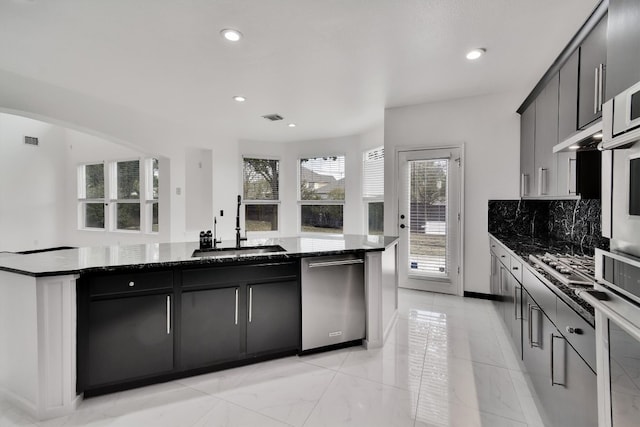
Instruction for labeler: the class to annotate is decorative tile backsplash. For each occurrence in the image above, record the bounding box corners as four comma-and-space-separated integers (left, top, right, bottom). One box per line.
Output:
488, 199, 609, 251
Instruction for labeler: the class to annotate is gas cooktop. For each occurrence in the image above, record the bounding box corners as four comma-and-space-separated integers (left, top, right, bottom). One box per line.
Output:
528, 253, 595, 287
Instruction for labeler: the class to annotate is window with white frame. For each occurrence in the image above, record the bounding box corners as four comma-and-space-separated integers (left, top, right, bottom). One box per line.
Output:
243, 157, 279, 232
78, 163, 106, 229
363, 147, 384, 235
299, 156, 345, 233
77, 158, 159, 233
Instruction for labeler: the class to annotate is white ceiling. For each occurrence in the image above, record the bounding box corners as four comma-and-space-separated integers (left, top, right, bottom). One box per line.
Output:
0, 0, 600, 143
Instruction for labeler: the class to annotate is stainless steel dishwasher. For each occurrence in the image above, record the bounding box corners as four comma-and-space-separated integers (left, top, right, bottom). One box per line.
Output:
301, 254, 365, 351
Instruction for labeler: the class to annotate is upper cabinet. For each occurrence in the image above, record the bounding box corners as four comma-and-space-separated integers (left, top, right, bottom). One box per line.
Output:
578, 16, 608, 129
520, 103, 535, 197
534, 74, 560, 196
606, 0, 640, 100
559, 51, 580, 142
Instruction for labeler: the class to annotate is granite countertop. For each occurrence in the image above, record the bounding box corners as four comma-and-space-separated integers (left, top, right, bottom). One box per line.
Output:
0, 235, 399, 277
490, 233, 597, 326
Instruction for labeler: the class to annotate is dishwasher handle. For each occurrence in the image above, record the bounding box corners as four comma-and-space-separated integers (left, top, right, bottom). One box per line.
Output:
307, 259, 364, 268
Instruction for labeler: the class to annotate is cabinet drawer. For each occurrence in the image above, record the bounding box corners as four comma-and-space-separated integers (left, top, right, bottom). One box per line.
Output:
489, 237, 499, 255
182, 261, 298, 288
510, 256, 523, 283
89, 270, 174, 297
556, 300, 596, 372
523, 267, 557, 324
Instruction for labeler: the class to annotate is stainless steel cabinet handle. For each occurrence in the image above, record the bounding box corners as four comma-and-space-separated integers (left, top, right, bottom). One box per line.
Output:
530, 305, 542, 348
594, 66, 599, 115
308, 259, 364, 268
598, 63, 605, 112
248, 287, 253, 323
521, 173, 529, 196
550, 334, 566, 387
528, 304, 533, 347
537, 167, 548, 196
514, 286, 522, 320
166, 295, 171, 335
234, 288, 239, 325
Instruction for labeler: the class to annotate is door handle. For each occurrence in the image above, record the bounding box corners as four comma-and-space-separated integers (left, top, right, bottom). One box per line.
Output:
308, 259, 364, 268
521, 173, 529, 196
594, 66, 599, 115
538, 167, 547, 196
514, 286, 521, 320
248, 286, 253, 323
529, 305, 542, 348
598, 63, 605, 113
550, 334, 567, 387
166, 295, 171, 335
234, 288, 239, 325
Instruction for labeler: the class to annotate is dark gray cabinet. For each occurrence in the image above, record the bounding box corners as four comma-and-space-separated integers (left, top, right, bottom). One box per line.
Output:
181, 287, 242, 369
520, 103, 536, 197
559, 50, 580, 142
534, 73, 560, 196
606, 0, 640, 100
246, 279, 300, 355
86, 292, 174, 388
523, 288, 597, 427
578, 16, 608, 129
78, 260, 301, 395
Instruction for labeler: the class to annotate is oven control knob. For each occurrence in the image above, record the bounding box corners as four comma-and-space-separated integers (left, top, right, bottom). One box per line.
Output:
566, 326, 583, 335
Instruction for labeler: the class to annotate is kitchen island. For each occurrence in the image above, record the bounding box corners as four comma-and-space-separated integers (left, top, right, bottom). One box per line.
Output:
0, 235, 398, 421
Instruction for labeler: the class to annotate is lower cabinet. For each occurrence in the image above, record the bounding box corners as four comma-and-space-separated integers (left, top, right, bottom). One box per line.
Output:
181, 287, 242, 369
499, 264, 522, 359
523, 286, 597, 427
79, 261, 301, 395
85, 292, 174, 389
246, 279, 300, 355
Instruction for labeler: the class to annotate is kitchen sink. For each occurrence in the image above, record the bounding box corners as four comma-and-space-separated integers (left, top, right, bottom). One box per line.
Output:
192, 245, 286, 258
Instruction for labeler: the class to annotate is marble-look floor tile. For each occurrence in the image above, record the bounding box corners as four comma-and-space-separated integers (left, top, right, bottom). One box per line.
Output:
191, 400, 289, 427
339, 341, 424, 391
298, 347, 353, 371
446, 325, 507, 368
0, 398, 38, 427
176, 363, 258, 396
414, 405, 528, 427
215, 358, 335, 427
304, 373, 416, 427
508, 369, 546, 427
420, 356, 526, 423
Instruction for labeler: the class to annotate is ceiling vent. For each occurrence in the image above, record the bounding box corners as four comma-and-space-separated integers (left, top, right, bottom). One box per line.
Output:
24, 136, 39, 146
262, 114, 284, 122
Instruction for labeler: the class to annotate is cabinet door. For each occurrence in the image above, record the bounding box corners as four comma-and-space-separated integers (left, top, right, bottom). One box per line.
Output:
556, 151, 577, 197
548, 333, 598, 427
520, 102, 536, 197
559, 50, 580, 142
579, 16, 608, 129
523, 299, 557, 426
87, 294, 173, 387
606, 0, 640, 101
490, 253, 500, 298
181, 287, 242, 370
510, 279, 523, 360
499, 265, 511, 334
246, 280, 300, 355
534, 73, 559, 196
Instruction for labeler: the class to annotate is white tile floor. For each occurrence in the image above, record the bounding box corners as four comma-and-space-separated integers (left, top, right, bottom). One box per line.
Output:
1, 289, 546, 427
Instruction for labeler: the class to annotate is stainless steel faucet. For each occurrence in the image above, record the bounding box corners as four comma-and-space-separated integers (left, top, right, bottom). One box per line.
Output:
213, 217, 221, 249
235, 195, 247, 249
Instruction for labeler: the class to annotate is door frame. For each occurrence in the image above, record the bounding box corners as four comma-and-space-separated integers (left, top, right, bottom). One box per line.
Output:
394, 145, 465, 296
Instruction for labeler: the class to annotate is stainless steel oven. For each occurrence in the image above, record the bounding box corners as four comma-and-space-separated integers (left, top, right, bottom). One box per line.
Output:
602, 143, 640, 258
602, 80, 640, 149
577, 249, 640, 427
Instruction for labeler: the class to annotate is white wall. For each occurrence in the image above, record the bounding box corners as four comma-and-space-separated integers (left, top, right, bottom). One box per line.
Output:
0, 114, 67, 252
384, 92, 521, 294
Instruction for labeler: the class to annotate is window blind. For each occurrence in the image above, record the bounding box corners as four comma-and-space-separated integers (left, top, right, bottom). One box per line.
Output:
243, 158, 279, 200
299, 156, 345, 201
407, 158, 449, 276
116, 160, 140, 200
363, 147, 384, 198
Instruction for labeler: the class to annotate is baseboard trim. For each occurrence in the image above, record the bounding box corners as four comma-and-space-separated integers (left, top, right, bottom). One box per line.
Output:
464, 291, 500, 301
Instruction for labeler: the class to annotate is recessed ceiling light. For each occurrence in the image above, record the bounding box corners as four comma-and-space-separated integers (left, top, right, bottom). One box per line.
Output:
593, 132, 603, 139
568, 145, 580, 150
466, 48, 486, 60
233, 95, 246, 102
288, 123, 296, 128
221, 29, 242, 42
